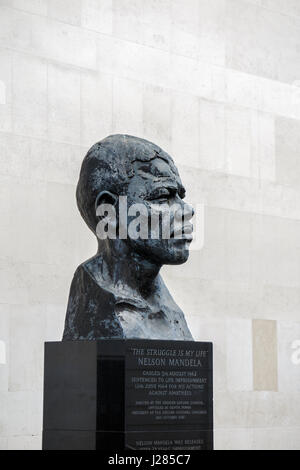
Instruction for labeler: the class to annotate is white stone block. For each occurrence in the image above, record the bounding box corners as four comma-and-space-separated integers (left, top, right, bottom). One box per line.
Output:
251, 111, 275, 181
142, 24, 170, 52
0, 438, 8, 450
142, 0, 170, 51
0, 305, 9, 391
45, 181, 78, 225
0, 102, 11, 133
48, 64, 81, 144
186, 100, 275, 180
278, 321, 300, 393
260, 178, 300, 220
5, 177, 48, 264
98, 35, 169, 89
169, 54, 216, 101
44, 180, 96, 267
13, 0, 47, 15
226, 282, 300, 322
143, 84, 171, 151
0, 49, 12, 132
171, 0, 199, 36
112, 0, 143, 45
262, 0, 300, 18
72, 221, 98, 266
81, 71, 113, 147
0, 390, 43, 437
199, 99, 225, 172
226, 319, 253, 391
276, 117, 300, 187
0, 134, 31, 185
142, 0, 170, 27
0, 6, 14, 48
0, 260, 30, 305
12, 53, 47, 138
112, 76, 143, 137
47, 0, 82, 26
165, 274, 300, 325
112, 0, 170, 51
0, 341, 6, 365
0, 174, 11, 224
252, 426, 300, 450
226, 68, 300, 121
0, 7, 97, 70
12, 52, 44, 107
0, 80, 5, 105
166, 204, 300, 288
198, 0, 226, 66
13, 102, 47, 139
260, 79, 298, 119
162, 275, 220, 317
45, 304, 65, 342
171, 28, 199, 61
227, 0, 300, 84
97, 34, 226, 103
45, 191, 96, 267
215, 391, 300, 428
82, 0, 113, 34
226, 105, 251, 178
171, 91, 199, 168
224, 209, 252, 284
29, 138, 84, 185
251, 214, 300, 287
226, 68, 261, 110
185, 317, 227, 393
7, 435, 42, 450
9, 304, 46, 392
178, 164, 300, 221
214, 427, 253, 450
28, 261, 72, 305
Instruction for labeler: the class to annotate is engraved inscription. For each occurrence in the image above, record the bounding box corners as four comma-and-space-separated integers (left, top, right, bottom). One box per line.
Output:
125, 342, 213, 428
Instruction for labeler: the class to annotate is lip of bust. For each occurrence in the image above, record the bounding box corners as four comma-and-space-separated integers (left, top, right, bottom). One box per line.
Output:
171, 224, 193, 240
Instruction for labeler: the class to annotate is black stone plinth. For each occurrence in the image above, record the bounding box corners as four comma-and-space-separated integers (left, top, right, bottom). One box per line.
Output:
42, 340, 213, 450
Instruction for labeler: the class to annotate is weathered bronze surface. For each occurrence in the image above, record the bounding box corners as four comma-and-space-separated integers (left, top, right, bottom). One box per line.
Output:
63, 135, 194, 341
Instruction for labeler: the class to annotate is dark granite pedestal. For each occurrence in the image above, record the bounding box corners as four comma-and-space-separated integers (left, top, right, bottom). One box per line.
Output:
42, 340, 213, 450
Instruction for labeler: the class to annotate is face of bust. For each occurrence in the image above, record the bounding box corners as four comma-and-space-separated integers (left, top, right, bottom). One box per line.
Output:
123, 157, 194, 266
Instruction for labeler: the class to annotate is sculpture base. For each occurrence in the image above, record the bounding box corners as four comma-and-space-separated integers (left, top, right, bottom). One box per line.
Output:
42, 340, 213, 451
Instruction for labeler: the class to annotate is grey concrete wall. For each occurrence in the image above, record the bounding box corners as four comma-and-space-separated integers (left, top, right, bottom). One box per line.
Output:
0, 0, 300, 450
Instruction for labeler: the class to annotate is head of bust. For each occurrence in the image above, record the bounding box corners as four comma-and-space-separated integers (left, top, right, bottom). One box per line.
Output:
76, 135, 194, 267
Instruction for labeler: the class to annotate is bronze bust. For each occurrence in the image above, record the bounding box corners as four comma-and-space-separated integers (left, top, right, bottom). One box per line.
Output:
63, 135, 194, 341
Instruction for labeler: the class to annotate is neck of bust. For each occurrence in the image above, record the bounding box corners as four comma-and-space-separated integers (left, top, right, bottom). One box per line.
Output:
97, 239, 162, 297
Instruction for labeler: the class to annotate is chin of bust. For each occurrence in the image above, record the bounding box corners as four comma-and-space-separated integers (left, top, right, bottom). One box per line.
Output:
168, 252, 190, 265
131, 240, 191, 266
156, 247, 191, 266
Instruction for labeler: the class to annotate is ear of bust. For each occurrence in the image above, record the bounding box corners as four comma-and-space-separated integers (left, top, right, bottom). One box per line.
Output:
95, 191, 118, 214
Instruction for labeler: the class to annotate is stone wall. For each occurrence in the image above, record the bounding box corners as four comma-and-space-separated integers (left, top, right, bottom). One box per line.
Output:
0, 0, 300, 450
